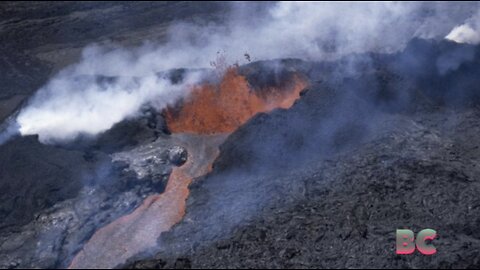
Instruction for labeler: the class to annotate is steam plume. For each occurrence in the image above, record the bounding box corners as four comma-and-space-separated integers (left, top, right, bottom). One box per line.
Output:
12, 2, 480, 143
16, 66, 203, 143
446, 11, 480, 44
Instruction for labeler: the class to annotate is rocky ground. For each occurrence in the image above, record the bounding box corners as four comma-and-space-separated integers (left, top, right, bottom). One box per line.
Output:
129, 110, 480, 269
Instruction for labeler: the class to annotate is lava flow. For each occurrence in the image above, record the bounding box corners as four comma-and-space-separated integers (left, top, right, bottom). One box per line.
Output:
69, 67, 307, 268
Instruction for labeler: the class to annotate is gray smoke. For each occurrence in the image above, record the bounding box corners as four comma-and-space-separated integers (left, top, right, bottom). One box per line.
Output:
12, 2, 480, 143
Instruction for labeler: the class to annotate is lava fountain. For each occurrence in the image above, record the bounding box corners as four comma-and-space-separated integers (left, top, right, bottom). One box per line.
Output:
69, 67, 307, 268
164, 68, 306, 134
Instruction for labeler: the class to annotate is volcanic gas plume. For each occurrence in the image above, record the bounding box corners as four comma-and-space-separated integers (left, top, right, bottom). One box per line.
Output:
68, 68, 307, 268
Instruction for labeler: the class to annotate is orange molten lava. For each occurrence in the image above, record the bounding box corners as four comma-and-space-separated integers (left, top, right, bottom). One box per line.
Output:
165, 68, 307, 134
69, 68, 307, 269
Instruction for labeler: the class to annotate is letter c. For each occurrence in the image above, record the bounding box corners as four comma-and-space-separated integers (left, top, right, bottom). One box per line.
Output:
416, 229, 437, 255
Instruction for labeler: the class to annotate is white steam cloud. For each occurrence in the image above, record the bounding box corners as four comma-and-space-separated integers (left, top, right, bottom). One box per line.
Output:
17, 69, 203, 143
13, 2, 480, 143
446, 11, 480, 45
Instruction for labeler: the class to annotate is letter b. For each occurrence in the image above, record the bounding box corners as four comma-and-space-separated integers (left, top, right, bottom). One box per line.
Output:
396, 229, 415, 255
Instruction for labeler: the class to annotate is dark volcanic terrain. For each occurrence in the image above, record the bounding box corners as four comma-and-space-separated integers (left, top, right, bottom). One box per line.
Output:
130, 110, 480, 269
1, 2, 480, 269
127, 41, 480, 268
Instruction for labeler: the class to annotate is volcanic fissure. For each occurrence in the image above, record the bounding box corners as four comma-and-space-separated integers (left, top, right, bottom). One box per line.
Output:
68, 67, 307, 268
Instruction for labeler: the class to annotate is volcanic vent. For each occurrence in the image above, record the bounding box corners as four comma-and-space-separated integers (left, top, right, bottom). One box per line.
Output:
69, 66, 308, 268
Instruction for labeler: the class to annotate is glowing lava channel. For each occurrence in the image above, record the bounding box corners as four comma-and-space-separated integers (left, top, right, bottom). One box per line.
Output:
69, 134, 225, 269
